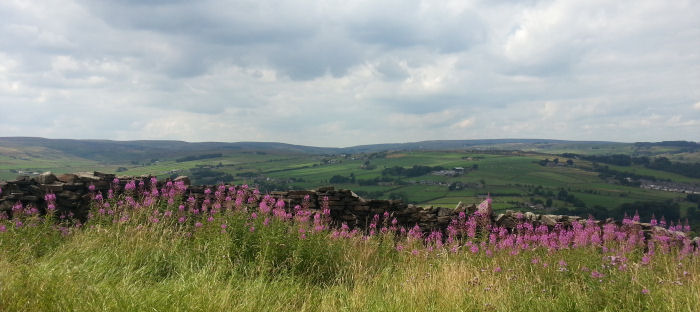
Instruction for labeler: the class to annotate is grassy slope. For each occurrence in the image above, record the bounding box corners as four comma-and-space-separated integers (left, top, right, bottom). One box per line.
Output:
256, 151, 693, 213
1, 206, 697, 312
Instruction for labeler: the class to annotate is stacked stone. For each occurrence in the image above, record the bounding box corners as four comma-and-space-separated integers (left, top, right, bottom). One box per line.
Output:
495, 210, 585, 229
0, 171, 169, 220
494, 209, 693, 243
0, 172, 103, 220
0, 173, 697, 249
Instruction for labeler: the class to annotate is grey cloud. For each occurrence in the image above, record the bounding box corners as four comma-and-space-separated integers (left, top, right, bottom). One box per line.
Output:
0, 0, 699, 146
347, 4, 485, 53
374, 60, 409, 81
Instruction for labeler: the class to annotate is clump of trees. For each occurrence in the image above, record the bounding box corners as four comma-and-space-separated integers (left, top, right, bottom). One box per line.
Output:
189, 167, 233, 185
175, 153, 223, 163
594, 164, 662, 185
381, 165, 445, 177
329, 173, 356, 184
564, 153, 700, 179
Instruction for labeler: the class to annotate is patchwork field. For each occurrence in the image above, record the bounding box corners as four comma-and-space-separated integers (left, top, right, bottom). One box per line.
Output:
1, 139, 699, 227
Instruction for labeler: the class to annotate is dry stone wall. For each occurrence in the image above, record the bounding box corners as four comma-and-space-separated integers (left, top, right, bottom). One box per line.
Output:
0, 172, 697, 246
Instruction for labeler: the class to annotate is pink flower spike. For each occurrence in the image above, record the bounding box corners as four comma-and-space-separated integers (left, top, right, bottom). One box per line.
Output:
591, 270, 605, 279
641, 288, 649, 295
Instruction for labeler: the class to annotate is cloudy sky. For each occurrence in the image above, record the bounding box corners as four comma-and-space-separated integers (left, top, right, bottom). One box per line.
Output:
1, 0, 699, 147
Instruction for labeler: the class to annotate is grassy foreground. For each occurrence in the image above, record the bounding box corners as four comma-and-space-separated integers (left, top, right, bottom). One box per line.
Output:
0, 182, 698, 311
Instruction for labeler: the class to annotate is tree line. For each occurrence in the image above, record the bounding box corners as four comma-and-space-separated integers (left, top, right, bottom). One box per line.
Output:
561, 153, 700, 179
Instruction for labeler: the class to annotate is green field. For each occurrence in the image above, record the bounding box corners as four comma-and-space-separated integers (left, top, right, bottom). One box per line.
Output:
2, 142, 699, 226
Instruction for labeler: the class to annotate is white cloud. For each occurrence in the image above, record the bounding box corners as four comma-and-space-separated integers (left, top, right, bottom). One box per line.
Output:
0, 0, 698, 146
452, 118, 475, 129
539, 102, 559, 119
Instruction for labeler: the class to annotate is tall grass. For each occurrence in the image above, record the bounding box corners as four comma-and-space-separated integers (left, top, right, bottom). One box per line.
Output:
0, 181, 698, 311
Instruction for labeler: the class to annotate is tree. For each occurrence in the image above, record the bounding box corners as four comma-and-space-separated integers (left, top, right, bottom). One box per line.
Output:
329, 175, 351, 184
687, 205, 698, 219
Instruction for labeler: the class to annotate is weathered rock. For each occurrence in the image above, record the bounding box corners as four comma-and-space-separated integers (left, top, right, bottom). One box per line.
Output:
63, 183, 85, 192
0, 199, 12, 208
35, 172, 57, 184
22, 196, 39, 202
455, 201, 465, 212
466, 204, 477, 215
524, 211, 537, 221
14, 176, 32, 185
540, 214, 558, 227
287, 190, 315, 196
341, 214, 357, 221
93, 172, 115, 180
57, 174, 79, 183
76, 172, 100, 182
173, 176, 191, 186
437, 207, 452, 218
496, 213, 505, 222
496, 214, 518, 228
41, 182, 65, 193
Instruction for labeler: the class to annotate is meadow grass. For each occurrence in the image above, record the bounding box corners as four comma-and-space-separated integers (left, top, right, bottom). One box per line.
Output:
1, 182, 698, 311
1, 218, 697, 311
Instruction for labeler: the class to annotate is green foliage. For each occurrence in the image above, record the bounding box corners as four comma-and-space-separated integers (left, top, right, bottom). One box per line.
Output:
175, 153, 223, 163
616, 201, 681, 221
382, 165, 444, 177
1, 214, 698, 311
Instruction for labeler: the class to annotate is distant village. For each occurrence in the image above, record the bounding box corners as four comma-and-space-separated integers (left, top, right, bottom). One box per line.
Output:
639, 180, 700, 194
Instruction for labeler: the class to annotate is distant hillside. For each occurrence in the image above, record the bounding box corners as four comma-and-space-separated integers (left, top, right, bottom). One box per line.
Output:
1, 137, 698, 164
342, 139, 624, 153
0, 137, 341, 163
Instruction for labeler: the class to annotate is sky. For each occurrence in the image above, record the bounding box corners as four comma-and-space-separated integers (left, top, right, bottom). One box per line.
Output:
0, 0, 699, 147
